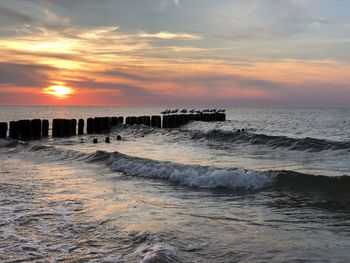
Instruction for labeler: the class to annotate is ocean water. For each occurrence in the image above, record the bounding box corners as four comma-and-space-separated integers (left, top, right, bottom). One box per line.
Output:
1, 106, 350, 262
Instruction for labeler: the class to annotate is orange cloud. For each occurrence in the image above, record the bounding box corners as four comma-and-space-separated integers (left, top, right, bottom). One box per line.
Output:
1, 25, 350, 106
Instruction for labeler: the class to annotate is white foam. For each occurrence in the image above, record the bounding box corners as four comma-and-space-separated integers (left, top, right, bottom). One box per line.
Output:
135, 243, 178, 263
108, 153, 276, 190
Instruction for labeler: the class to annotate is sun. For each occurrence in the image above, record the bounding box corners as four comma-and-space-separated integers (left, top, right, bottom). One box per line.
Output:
42, 85, 75, 99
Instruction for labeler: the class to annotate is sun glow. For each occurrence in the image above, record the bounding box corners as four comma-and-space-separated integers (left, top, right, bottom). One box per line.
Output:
42, 85, 75, 99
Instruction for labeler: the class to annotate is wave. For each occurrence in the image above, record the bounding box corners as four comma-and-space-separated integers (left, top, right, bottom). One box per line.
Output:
275, 171, 350, 191
13, 144, 350, 192
136, 242, 179, 263
0, 139, 19, 148
191, 130, 350, 152
106, 152, 276, 190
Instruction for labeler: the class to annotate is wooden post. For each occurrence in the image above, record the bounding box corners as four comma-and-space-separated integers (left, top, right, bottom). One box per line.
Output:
151, 116, 161, 128
70, 119, 77, 136
9, 121, 19, 139
31, 119, 42, 139
19, 120, 32, 140
87, 118, 94, 134
94, 117, 103, 134
162, 115, 168, 128
118, 117, 124, 125
111, 117, 118, 126
173, 115, 180, 128
144, 116, 151, 127
102, 117, 110, 132
78, 119, 84, 135
52, 119, 64, 137
62, 119, 71, 137
136, 116, 142, 125
130, 117, 137, 126
42, 120, 49, 137
0, 122, 8, 138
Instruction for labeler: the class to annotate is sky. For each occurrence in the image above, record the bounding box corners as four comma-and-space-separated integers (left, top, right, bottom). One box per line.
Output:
0, 0, 349, 107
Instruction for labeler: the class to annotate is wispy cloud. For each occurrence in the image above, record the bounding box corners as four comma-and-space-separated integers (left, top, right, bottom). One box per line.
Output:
138, 32, 201, 40
0, 5, 34, 23
0, 1, 349, 106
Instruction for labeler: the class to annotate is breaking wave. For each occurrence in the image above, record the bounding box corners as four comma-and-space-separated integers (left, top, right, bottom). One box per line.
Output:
191, 130, 350, 152
11, 144, 350, 193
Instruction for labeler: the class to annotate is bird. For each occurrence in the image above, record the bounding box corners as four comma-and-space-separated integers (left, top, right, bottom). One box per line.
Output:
161, 109, 170, 114
189, 109, 195, 113
181, 109, 187, 113
171, 109, 178, 114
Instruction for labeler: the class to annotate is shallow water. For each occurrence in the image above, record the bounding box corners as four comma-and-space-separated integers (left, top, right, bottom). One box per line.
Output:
1, 106, 350, 262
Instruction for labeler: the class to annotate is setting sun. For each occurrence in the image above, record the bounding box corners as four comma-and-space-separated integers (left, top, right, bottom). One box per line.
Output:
42, 85, 75, 99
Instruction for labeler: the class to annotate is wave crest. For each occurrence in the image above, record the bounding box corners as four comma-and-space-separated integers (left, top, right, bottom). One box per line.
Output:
107, 152, 276, 190
191, 130, 350, 152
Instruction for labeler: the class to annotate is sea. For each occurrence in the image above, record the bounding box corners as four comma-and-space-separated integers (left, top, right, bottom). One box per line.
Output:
0, 106, 349, 262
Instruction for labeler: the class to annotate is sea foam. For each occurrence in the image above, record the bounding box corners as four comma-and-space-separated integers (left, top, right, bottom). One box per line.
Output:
107, 152, 276, 190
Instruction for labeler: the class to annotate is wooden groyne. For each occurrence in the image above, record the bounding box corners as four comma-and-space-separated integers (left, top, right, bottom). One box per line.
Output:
0, 112, 225, 140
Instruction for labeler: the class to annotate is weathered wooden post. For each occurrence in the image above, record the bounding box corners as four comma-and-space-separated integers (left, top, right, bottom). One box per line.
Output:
144, 116, 151, 127
102, 117, 110, 132
151, 116, 161, 128
19, 120, 32, 140
62, 119, 71, 137
162, 115, 168, 128
94, 117, 103, 134
136, 116, 142, 125
9, 121, 19, 139
31, 119, 42, 139
173, 115, 180, 128
221, 113, 226, 121
78, 119, 84, 135
0, 122, 8, 138
130, 117, 137, 126
70, 119, 77, 136
42, 120, 49, 137
87, 118, 94, 134
52, 119, 63, 137
168, 115, 173, 128
179, 114, 186, 126
118, 117, 124, 125
111, 117, 118, 126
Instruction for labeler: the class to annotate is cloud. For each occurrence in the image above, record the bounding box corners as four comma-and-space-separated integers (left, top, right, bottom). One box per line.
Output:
139, 31, 201, 40
0, 5, 34, 23
41, 8, 70, 29
0, 1, 350, 106
68, 79, 152, 97
0, 62, 54, 87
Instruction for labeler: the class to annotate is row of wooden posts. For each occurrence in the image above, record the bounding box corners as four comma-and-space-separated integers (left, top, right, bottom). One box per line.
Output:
0, 113, 225, 140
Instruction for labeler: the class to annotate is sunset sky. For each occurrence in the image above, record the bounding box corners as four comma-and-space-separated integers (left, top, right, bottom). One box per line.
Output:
0, 0, 349, 107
